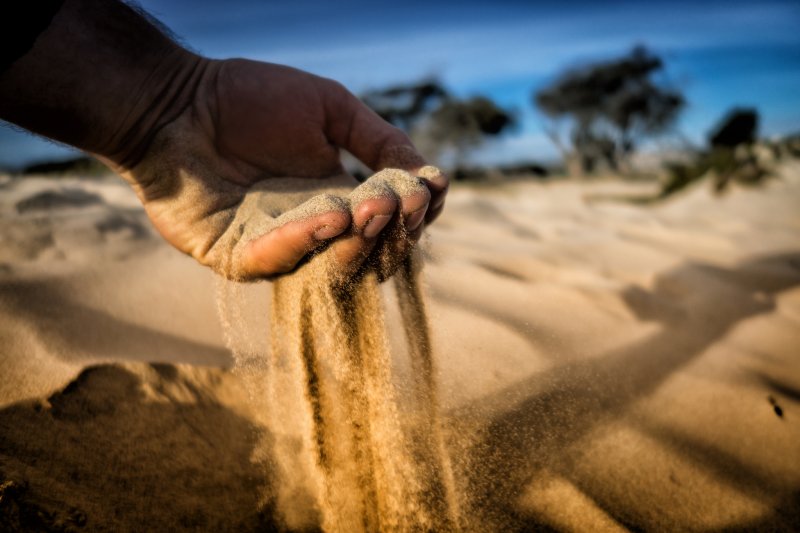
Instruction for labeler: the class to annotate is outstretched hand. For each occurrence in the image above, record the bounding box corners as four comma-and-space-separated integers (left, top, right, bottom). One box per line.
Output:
118, 59, 448, 280
0, 0, 447, 281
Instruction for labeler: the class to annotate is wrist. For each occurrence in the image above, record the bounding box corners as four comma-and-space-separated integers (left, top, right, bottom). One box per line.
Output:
103, 49, 214, 169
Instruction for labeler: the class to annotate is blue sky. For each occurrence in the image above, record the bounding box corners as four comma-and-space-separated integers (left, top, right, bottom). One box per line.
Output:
1, 0, 798, 168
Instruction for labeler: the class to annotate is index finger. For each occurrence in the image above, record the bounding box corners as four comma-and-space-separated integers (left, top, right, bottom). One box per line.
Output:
321, 80, 426, 172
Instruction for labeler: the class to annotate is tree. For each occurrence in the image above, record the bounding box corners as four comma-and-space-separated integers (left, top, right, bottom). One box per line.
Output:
535, 46, 684, 174
661, 107, 765, 197
425, 96, 514, 166
709, 108, 758, 148
361, 79, 449, 131
362, 81, 514, 170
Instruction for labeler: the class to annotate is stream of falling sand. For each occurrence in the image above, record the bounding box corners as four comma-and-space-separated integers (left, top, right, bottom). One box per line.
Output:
218, 168, 461, 532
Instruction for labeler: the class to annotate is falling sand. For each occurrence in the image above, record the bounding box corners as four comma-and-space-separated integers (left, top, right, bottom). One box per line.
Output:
218, 168, 460, 532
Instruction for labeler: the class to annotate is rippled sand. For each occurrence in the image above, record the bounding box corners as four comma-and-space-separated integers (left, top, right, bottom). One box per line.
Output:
1, 164, 798, 531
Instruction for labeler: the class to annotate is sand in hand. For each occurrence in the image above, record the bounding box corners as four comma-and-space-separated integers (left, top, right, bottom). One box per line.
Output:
220, 167, 460, 532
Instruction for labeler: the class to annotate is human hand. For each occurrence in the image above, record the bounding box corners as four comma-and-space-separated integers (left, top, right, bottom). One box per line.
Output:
0, 0, 447, 281
117, 59, 448, 280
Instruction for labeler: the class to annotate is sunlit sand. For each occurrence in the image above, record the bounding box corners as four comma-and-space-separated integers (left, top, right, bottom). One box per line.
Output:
1, 162, 798, 530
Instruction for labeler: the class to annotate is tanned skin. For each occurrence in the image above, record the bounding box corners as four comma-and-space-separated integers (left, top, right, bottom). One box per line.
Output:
0, 0, 448, 279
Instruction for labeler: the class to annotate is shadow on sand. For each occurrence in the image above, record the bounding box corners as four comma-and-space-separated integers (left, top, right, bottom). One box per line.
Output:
0, 364, 280, 532
1, 253, 798, 531
455, 251, 800, 531
0, 279, 232, 367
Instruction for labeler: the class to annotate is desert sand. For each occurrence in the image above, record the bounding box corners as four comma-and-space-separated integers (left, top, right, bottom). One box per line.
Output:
1, 162, 799, 531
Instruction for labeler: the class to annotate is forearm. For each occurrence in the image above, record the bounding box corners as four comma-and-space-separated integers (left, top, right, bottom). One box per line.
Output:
0, 0, 210, 168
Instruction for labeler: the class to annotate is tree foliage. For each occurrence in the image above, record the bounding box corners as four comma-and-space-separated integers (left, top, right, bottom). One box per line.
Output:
427, 96, 514, 151
661, 107, 765, 197
709, 108, 758, 148
362, 80, 514, 168
361, 80, 448, 131
535, 46, 684, 173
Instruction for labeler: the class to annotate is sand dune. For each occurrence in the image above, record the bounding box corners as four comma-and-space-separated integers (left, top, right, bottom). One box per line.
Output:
1, 165, 798, 531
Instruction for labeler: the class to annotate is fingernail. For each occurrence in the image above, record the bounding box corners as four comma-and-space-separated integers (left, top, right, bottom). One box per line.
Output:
430, 196, 446, 211
362, 214, 392, 239
406, 208, 426, 232
313, 225, 342, 240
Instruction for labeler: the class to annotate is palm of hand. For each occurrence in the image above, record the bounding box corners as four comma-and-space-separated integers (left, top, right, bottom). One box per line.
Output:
120, 60, 446, 280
